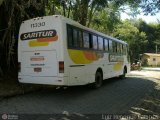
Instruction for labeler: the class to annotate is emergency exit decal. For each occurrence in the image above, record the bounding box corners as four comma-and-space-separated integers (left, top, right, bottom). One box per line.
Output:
20, 30, 58, 47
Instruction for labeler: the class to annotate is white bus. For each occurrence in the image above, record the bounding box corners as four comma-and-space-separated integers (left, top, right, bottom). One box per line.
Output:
18, 15, 130, 88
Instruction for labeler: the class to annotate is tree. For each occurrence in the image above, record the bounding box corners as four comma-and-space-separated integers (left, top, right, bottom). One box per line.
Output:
71, 0, 141, 26
134, 19, 160, 53
154, 24, 160, 50
71, 0, 108, 26
113, 20, 147, 63
45, 0, 62, 15
45, 0, 160, 27
0, 0, 46, 75
90, 2, 121, 35
45, 0, 108, 26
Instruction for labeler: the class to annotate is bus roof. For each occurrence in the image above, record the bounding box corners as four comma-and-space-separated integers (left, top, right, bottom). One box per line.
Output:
22, 15, 127, 45
57, 15, 127, 45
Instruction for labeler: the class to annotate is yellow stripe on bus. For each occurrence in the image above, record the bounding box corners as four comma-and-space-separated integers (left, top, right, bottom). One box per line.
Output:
68, 49, 92, 64
113, 62, 123, 71
29, 40, 49, 47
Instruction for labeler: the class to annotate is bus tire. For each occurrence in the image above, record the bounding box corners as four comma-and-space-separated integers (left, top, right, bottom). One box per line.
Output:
93, 71, 103, 88
120, 67, 127, 79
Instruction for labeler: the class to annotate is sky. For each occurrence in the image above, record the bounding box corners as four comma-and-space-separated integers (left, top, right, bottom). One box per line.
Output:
121, 12, 160, 23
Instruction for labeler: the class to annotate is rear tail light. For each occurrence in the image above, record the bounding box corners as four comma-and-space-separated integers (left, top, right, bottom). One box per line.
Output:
18, 62, 21, 72
59, 61, 64, 73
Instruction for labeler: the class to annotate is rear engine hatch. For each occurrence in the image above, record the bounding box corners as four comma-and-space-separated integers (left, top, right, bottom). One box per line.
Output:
21, 51, 58, 76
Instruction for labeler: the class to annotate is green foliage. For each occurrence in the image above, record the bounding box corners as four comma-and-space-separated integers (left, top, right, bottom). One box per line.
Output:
113, 18, 160, 63
70, 0, 109, 26
154, 24, 160, 47
45, 0, 160, 26
90, 3, 121, 35
45, 0, 62, 16
134, 20, 160, 53
113, 20, 148, 62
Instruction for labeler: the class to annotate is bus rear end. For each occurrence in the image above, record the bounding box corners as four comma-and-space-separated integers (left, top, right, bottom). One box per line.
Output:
18, 15, 66, 85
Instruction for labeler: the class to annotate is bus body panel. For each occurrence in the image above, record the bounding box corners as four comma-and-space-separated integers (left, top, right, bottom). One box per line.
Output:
19, 76, 67, 85
18, 15, 130, 86
18, 16, 66, 85
21, 51, 58, 76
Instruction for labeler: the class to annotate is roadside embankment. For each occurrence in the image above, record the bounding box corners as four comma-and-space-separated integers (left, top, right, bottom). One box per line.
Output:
0, 77, 41, 99
0, 72, 46, 99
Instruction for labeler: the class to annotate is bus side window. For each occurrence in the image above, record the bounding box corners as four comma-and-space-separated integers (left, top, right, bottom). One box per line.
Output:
98, 36, 103, 50
120, 44, 123, 54
123, 45, 126, 55
67, 26, 73, 47
104, 39, 109, 51
92, 35, 98, 50
78, 30, 83, 48
109, 40, 113, 52
73, 29, 78, 47
117, 43, 120, 54
113, 41, 117, 53
83, 32, 90, 48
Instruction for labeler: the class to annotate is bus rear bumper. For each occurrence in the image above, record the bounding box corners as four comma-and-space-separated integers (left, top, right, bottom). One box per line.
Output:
18, 75, 67, 86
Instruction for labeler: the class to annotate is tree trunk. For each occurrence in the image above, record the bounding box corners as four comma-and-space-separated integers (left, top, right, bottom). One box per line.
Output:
0, 2, 8, 73
87, 4, 95, 27
72, 0, 89, 26
79, 0, 89, 26
0, 0, 46, 75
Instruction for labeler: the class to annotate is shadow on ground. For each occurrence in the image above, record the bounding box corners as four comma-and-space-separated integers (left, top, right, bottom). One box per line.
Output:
128, 77, 160, 116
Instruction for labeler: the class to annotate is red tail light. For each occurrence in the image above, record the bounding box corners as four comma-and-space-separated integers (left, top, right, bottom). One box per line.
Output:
59, 61, 64, 73
18, 62, 21, 72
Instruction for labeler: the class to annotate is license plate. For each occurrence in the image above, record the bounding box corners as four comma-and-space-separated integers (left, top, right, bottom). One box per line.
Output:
30, 57, 44, 61
34, 67, 42, 72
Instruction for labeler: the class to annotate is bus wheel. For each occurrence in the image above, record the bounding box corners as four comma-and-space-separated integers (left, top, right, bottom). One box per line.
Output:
120, 67, 127, 79
93, 71, 103, 88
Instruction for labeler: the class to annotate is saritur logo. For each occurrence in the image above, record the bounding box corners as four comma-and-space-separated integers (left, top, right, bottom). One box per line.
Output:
20, 30, 57, 40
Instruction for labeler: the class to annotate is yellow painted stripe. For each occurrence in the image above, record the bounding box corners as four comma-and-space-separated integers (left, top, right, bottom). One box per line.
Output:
37, 35, 58, 42
113, 62, 124, 71
68, 49, 92, 64
29, 40, 49, 47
